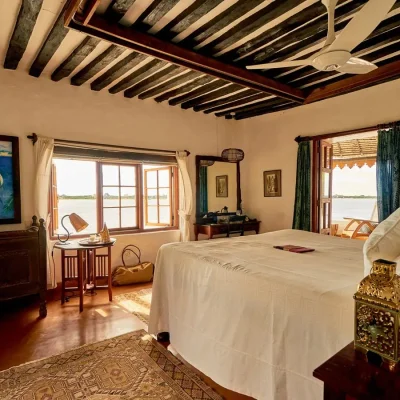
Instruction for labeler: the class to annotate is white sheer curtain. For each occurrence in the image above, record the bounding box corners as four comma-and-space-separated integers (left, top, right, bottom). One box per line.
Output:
33, 136, 55, 288
176, 151, 193, 242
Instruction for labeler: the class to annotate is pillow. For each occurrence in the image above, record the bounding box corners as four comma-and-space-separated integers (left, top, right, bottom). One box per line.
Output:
363, 207, 400, 276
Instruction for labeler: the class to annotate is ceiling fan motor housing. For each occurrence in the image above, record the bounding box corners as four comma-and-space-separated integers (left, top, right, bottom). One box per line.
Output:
312, 50, 351, 71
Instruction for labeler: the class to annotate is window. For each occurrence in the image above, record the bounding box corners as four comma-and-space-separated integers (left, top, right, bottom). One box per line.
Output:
50, 158, 178, 237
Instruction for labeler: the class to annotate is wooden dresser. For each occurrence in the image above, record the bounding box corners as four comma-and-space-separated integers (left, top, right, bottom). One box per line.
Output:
0, 217, 47, 317
194, 220, 260, 240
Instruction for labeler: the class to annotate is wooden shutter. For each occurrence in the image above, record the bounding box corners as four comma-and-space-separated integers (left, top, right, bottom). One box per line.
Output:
319, 141, 333, 234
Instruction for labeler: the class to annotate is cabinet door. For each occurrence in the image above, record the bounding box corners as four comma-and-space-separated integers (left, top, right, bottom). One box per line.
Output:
319, 141, 333, 234
0, 236, 39, 300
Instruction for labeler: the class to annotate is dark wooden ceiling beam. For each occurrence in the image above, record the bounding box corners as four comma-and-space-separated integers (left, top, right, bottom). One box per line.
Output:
179, 0, 265, 49
105, 0, 138, 22
51, 36, 100, 81
204, 92, 271, 114
134, 0, 180, 31
124, 65, 184, 98
71, 44, 125, 86
156, 0, 224, 40
154, 75, 215, 102
66, 14, 306, 102
200, 0, 306, 55
181, 83, 244, 109
305, 59, 400, 104
4, 0, 43, 70
30, 2, 69, 77
138, 70, 201, 99
91, 51, 148, 91
169, 80, 229, 105
215, 97, 288, 117
232, 103, 299, 120
193, 88, 257, 112
109, 59, 167, 93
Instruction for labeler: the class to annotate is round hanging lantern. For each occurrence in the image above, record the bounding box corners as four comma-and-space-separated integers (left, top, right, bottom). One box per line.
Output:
200, 160, 215, 167
221, 148, 245, 162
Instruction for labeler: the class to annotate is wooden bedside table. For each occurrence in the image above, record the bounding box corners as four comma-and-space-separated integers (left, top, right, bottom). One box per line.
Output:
314, 342, 400, 399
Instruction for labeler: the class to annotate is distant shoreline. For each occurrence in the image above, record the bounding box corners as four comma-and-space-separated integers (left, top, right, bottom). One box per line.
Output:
332, 196, 377, 199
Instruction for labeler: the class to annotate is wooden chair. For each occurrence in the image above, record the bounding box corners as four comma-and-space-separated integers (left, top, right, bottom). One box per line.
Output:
226, 215, 246, 237
341, 218, 379, 240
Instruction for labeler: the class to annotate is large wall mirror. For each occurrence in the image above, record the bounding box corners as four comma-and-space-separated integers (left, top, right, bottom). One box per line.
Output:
195, 155, 241, 219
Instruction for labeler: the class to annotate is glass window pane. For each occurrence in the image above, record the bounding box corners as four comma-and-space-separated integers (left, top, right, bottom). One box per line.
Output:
103, 187, 120, 207
159, 206, 171, 224
103, 207, 120, 229
146, 170, 157, 188
321, 172, 330, 198
121, 207, 137, 228
52, 159, 97, 235
120, 166, 136, 186
102, 165, 119, 185
147, 206, 158, 223
121, 187, 136, 207
146, 189, 158, 205
159, 188, 170, 205
158, 169, 170, 187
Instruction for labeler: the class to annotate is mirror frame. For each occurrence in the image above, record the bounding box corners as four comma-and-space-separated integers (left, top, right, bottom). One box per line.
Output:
195, 155, 242, 218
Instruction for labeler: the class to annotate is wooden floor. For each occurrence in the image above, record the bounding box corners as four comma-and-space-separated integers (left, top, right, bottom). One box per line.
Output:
0, 284, 252, 400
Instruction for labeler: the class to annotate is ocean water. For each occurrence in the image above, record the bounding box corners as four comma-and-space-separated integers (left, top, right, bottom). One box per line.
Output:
0, 155, 14, 219
332, 198, 377, 221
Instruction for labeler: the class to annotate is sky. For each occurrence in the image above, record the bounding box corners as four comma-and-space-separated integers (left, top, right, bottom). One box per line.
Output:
332, 164, 377, 196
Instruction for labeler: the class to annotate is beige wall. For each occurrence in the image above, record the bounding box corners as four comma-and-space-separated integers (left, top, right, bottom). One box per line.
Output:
207, 161, 237, 212
0, 69, 232, 281
237, 78, 400, 233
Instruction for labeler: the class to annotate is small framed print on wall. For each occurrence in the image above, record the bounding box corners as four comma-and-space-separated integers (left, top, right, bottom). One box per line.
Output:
216, 175, 228, 198
264, 170, 282, 197
0, 135, 21, 224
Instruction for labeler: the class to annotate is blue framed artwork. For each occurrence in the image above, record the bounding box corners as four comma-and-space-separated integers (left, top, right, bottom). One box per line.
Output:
0, 135, 21, 224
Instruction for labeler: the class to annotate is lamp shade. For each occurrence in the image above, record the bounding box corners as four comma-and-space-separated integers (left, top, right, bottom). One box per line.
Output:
69, 213, 88, 232
221, 148, 245, 162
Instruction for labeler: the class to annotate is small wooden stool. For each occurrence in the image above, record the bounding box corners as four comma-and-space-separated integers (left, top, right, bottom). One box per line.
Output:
55, 239, 116, 312
314, 342, 400, 399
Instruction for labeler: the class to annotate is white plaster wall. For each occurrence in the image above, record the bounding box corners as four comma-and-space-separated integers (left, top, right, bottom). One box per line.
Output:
237, 78, 400, 233
0, 69, 232, 281
207, 161, 237, 212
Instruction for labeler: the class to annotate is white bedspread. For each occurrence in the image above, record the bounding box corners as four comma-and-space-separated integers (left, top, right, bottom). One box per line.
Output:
148, 230, 364, 400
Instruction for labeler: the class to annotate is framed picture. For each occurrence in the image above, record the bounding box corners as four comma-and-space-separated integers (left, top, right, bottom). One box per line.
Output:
0, 135, 21, 224
216, 175, 228, 197
264, 169, 282, 197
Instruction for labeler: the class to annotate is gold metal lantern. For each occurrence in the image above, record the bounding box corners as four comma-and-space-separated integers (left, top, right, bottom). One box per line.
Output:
354, 259, 400, 367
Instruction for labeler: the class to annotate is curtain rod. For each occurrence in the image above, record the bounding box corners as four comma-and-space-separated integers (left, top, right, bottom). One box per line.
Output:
26, 133, 190, 156
294, 120, 399, 143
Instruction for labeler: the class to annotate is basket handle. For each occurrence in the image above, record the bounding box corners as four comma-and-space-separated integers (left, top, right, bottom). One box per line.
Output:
122, 244, 141, 266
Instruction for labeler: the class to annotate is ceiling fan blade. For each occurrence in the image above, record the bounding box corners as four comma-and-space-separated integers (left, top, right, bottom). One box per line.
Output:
321, 0, 339, 47
246, 60, 310, 70
337, 57, 378, 74
328, 0, 396, 53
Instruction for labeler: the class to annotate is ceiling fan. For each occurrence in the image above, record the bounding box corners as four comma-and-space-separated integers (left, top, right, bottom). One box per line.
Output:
246, 0, 395, 74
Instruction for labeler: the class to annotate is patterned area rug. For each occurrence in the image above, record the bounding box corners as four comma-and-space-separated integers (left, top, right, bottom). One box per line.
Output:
0, 330, 222, 400
115, 288, 152, 325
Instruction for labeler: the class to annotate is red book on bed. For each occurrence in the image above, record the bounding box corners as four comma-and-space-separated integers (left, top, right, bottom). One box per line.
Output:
273, 245, 315, 253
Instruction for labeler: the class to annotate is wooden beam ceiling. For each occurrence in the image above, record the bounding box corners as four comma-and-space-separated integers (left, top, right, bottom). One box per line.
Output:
66, 13, 306, 102
2, 0, 400, 120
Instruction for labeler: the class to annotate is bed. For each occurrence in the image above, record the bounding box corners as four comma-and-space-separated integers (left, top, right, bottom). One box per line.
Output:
148, 229, 365, 400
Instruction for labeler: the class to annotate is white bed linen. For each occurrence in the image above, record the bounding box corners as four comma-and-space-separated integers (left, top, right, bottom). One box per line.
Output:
148, 230, 364, 400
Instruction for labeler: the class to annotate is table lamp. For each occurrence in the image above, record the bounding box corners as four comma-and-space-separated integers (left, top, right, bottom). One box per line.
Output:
57, 213, 88, 245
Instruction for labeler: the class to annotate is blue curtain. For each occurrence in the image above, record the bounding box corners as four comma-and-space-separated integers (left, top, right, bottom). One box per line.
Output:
199, 166, 208, 215
292, 141, 311, 231
377, 124, 400, 221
